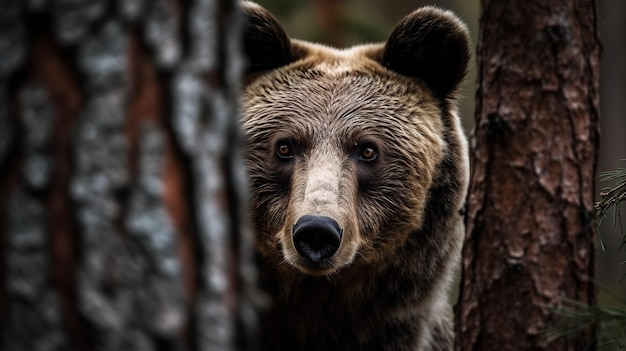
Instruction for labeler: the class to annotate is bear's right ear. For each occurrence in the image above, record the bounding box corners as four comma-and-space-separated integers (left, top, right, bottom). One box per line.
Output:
241, 1, 293, 74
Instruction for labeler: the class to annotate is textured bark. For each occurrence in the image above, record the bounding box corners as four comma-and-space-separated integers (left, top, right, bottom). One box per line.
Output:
455, 1, 601, 350
0, 1, 260, 350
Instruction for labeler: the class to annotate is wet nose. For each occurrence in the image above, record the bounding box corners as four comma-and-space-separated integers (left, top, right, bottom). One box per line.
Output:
292, 215, 342, 263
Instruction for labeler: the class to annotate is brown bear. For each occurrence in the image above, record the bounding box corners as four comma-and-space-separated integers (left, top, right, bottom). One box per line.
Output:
241, 2, 470, 350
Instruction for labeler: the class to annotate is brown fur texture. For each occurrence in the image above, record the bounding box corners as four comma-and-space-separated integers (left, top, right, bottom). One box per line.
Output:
241, 2, 470, 350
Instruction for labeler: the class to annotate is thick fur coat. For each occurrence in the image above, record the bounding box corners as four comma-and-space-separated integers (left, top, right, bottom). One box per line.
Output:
241, 2, 470, 350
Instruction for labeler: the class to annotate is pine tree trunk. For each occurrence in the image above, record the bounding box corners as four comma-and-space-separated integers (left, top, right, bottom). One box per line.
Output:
0, 1, 260, 350
455, 1, 601, 350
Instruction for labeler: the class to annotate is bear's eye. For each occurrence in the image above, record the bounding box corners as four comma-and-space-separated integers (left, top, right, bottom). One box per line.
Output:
276, 141, 294, 159
359, 144, 378, 162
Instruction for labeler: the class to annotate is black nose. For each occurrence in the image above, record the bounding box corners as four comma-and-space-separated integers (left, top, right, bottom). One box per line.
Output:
292, 215, 342, 263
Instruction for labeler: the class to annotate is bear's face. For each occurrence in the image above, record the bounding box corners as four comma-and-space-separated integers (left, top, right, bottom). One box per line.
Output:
243, 63, 446, 276
241, 2, 469, 277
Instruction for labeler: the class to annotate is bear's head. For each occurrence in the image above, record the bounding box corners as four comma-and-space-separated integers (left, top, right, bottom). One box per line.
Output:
241, 2, 470, 277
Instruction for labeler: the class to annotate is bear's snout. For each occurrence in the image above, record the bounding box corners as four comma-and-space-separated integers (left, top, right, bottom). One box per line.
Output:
292, 215, 343, 263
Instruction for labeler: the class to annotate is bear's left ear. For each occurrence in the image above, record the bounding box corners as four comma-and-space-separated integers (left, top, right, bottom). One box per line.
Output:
382, 6, 470, 98
241, 1, 294, 74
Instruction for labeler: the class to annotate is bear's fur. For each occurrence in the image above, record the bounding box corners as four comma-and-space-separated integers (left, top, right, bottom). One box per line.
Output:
241, 2, 470, 350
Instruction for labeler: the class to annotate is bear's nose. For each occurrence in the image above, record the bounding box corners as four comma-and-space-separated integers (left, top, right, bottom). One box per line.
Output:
292, 215, 342, 263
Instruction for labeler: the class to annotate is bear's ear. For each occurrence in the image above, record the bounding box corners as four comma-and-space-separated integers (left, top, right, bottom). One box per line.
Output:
382, 6, 470, 98
241, 1, 293, 74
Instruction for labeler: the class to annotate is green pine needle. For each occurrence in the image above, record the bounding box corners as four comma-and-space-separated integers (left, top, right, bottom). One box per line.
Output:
546, 298, 626, 350
596, 160, 626, 251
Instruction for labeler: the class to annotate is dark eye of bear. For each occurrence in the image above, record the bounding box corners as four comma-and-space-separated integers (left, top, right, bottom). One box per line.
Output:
276, 142, 294, 159
359, 144, 378, 162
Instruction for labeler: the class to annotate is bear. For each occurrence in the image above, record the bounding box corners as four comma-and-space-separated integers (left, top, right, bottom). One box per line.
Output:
240, 2, 470, 350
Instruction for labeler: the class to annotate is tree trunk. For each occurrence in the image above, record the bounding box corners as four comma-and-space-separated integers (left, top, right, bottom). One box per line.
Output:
0, 1, 260, 350
455, 1, 601, 350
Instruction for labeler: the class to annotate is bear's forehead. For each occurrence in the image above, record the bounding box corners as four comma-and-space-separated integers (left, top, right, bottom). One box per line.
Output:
252, 41, 437, 95
244, 59, 438, 124
243, 67, 444, 153
242, 42, 445, 145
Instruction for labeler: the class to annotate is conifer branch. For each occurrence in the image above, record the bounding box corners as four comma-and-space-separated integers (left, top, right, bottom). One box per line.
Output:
596, 160, 626, 250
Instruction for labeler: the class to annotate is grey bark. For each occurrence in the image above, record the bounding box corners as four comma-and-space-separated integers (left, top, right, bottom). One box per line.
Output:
0, 0, 259, 350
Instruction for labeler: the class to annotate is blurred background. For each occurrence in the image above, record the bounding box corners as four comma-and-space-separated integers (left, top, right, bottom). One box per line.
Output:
255, 0, 626, 301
